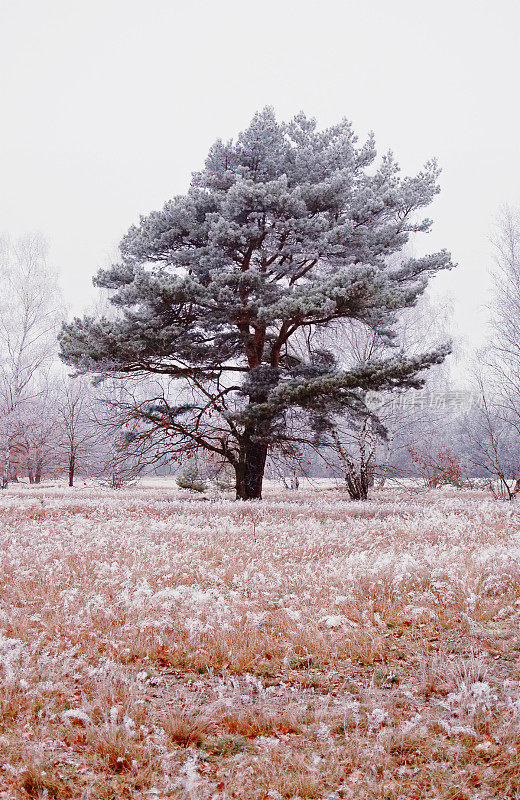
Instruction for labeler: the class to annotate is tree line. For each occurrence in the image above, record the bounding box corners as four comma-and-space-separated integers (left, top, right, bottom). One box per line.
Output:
0, 235, 139, 488
3, 110, 520, 499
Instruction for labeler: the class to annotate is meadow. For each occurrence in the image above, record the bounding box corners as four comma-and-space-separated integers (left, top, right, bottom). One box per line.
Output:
1, 481, 520, 799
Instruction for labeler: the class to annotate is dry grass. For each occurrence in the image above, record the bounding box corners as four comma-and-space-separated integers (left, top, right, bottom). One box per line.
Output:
1, 481, 520, 798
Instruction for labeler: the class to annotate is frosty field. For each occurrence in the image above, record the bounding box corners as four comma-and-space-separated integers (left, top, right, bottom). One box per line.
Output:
1, 483, 520, 799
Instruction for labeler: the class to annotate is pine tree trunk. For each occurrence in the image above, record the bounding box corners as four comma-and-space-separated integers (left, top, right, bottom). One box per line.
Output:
68, 454, 75, 487
235, 439, 268, 500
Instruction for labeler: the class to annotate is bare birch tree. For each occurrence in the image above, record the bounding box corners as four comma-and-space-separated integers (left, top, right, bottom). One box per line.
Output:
0, 234, 63, 486
463, 206, 520, 497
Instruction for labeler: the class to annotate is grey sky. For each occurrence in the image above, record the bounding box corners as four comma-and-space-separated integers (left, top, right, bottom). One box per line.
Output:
2, 0, 519, 348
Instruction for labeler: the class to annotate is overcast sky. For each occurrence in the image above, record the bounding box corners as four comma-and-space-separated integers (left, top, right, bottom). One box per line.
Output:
2, 0, 519, 350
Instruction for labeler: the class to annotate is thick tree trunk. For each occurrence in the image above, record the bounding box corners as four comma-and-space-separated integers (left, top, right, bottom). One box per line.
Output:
68, 454, 75, 487
235, 439, 268, 500
345, 468, 371, 501
34, 458, 42, 484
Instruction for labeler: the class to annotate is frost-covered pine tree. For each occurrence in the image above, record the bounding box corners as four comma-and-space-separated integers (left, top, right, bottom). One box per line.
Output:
59, 108, 453, 499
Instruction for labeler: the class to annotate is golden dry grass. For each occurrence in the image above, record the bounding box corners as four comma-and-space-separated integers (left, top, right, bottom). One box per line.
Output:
1, 481, 520, 798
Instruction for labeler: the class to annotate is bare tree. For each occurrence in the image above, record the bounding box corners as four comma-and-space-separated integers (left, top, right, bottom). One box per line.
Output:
317, 290, 456, 498
463, 207, 520, 498
490, 206, 520, 368
18, 381, 61, 483
54, 377, 106, 486
0, 235, 63, 486
462, 371, 520, 499
86, 379, 148, 488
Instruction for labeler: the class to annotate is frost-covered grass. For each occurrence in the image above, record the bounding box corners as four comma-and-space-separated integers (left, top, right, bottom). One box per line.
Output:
1, 482, 520, 798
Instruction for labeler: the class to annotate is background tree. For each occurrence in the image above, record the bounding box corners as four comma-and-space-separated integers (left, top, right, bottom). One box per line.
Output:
312, 290, 457, 497
59, 109, 453, 499
462, 206, 520, 499
0, 234, 63, 487
460, 373, 520, 498
372, 291, 461, 485
18, 381, 61, 483
55, 376, 106, 487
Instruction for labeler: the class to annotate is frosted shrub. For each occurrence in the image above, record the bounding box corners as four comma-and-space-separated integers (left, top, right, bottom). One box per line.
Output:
175, 461, 207, 493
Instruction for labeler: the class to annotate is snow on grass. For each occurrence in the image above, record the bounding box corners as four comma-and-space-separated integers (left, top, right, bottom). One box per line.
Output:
1, 483, 520, 797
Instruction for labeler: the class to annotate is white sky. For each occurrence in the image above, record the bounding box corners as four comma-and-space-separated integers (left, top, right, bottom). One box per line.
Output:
2, 0, 520, 353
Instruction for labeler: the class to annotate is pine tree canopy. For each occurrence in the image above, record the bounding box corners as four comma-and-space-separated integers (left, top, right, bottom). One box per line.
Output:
59, 108, 453, 498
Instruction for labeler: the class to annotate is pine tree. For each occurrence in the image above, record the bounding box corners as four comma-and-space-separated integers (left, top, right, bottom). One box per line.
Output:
59, 108, 453, 499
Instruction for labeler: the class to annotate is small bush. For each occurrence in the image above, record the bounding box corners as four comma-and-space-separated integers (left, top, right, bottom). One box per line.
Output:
408, 444, 464, 487
176, 461, 207, 493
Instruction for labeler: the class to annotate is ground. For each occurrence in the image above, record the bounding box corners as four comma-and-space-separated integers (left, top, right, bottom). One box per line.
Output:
1, 480, 520, 799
